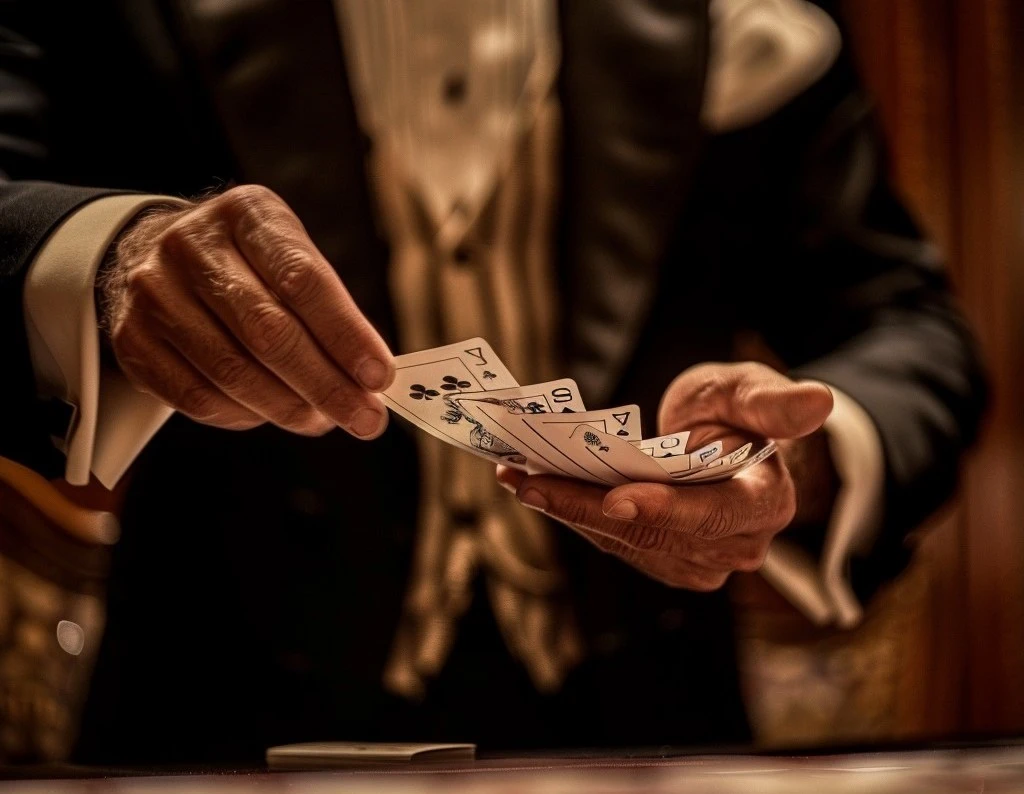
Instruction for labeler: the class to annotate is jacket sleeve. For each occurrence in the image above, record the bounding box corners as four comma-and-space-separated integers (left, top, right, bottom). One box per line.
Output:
716, 52, 987, 593
0, 11, 137, 474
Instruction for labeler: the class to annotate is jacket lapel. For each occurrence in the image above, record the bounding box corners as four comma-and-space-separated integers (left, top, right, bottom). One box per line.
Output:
169, 0, 394, 335
559, 0, 709, 404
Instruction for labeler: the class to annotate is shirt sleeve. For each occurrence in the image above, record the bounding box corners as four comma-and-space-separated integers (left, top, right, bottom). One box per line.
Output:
22, 194, 188, 488
761, 385, 885, 628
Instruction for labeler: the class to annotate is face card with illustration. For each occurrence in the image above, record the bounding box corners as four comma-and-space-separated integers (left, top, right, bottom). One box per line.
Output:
519, 406, 643, 482
381, 338, 528, 467
452, 380, 590, 479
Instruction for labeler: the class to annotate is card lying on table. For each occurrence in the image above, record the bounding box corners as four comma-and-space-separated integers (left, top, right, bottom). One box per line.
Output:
266, 741, 476, 769
380, 338, 776, 486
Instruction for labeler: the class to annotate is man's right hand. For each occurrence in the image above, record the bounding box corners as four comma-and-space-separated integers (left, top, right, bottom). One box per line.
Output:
98, 184, 395, 439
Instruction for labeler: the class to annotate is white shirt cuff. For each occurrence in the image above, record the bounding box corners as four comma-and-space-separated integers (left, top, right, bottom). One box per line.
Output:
22, 194, 187, 488
759, 385, 885, 628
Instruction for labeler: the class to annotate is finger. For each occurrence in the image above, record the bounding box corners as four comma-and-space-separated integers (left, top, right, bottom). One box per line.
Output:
514, 474, 615, 529
496, 465, 527, 495
114, 332, 264, 430
220, 185, 396, 391
683, 532, 773, 573
164, 227, 389, 439
601, 458, 794, 540
513, 475, 676, 554
134, 273, 335, 436
659, 362, 833, 440
572, 526, 730, 591
159, 321, 335, 438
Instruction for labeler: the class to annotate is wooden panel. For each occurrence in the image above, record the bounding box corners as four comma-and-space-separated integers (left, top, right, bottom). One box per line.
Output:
841, 0, 1024, 735
954, 0, 1024, 732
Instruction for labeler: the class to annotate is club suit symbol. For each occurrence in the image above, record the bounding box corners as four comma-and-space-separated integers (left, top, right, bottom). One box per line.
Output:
439, 375, 472, 391
409, 384, 440, 400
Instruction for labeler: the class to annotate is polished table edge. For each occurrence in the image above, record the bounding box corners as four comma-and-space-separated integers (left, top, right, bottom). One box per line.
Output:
3, 738, 1024, 781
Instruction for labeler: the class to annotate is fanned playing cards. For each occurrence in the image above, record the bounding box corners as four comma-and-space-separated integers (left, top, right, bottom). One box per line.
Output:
380, 338, 776, 485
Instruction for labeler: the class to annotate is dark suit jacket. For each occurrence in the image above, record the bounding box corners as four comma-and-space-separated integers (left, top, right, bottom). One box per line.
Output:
0, 0, 986, 763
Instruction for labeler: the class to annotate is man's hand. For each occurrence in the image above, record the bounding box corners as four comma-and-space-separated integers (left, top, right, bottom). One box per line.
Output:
99, 185, 395, 439
496, 363, 836, 591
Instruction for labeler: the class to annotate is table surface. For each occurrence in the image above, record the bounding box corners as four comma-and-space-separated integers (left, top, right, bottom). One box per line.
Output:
4, 745, 1024, 793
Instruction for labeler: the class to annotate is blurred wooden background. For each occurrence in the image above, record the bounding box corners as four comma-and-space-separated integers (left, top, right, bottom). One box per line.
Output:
843, 0, 1024, 737
738, 0, 1024, 747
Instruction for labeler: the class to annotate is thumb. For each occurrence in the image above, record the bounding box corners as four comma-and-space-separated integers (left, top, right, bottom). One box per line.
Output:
658, 362, 834, 440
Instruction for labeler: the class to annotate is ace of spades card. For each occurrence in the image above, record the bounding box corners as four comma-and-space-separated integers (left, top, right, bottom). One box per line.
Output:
381, 339, 528, 467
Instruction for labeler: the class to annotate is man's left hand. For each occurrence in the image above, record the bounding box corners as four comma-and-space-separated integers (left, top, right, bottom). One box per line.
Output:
496, 363, 836, 591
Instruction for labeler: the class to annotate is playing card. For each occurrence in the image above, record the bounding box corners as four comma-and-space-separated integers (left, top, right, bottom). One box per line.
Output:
633, 430, 694, 476
536, 424, 680, 486
533, 405, 644, 442
381, 338, 778, 488
381, 338, 528, 466
516, 406, 643, 481
452, 380, 592, 479
690, 440, 725, 467
672, 441, 777, 483
630, 434, 725, 478
634, 430, 692, 457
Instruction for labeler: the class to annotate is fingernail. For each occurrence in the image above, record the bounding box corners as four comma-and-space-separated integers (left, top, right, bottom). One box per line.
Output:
606, 499, 638, 520
518, 489, 549, 512
350, 406, 387, 438
496, 465, 525, 495
356, 358, 392, 391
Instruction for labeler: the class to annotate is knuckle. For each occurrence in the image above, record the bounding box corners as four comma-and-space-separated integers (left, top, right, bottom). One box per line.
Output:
179, 385, 219, 421
156, 221, 190, 259
159, 219, 223, 263
209, 353, 253, 391
223, 184, 280, 216
268, 249, 320, 306
241, 303, 301, 361
308, 383, 348, 413
123, 262, 162, 300
278, 402, 320, 432
691, 371, 732, 407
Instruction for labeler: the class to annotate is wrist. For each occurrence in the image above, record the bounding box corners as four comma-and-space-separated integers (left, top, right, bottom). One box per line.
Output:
95, 203, 187, 346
